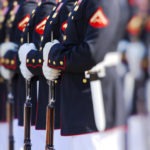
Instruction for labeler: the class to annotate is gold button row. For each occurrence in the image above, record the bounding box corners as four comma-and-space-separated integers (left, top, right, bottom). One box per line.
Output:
1, 59, 15, 65
26, 59, 42, 64
48, 59, 64, 66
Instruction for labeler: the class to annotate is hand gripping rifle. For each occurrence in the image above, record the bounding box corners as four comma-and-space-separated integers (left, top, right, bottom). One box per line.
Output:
45, 32, 55, 150
24, 33, 32, 150
85, 52, 120, 131
6, 79, 14, 150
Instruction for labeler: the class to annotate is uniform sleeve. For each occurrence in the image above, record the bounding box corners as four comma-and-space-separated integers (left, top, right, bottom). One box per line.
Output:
3, 51, 19, 72
48, 0, 120, 73
26, 50, 43, 76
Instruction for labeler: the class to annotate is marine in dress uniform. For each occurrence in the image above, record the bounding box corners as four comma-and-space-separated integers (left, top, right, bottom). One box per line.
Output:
0, 1, 11, 149
0, 0, 9, 124
42, 0, 126, 149
0, 0, 39, 125
25, 0, 76, 130
2, 0, 39, 126
0, 0, 38, 149
0, 1, 21, 149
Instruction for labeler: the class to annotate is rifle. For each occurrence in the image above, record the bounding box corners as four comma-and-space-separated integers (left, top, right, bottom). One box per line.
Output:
24, 32, 32, 150
6, 80, 14, 150
45, 31, 55, 150
24, 79, 32, 150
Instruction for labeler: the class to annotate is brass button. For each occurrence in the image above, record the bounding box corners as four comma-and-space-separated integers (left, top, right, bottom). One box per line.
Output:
63, 35, 67, 41
38, 59, 42, 63
53, 61, 56, 65
60, 61, 63, 65
71, 16, 74, 20
39, 47, 42, 51
26, 59, 29, 63
32, 9, 35, 14
11, 60, 15, 65
54, 80, 58, 84
48, 59, 51, 63
5, 59, 9, 64
82, 78, 87, 84
1, 58, 4, 63
74, 5, 79, 11
20, 37, 24, 43
41, 36, 43, 42
52, 12, 57, 18
74, 1, 77, 5
32, 59, 35, 63
10, 15, 15, 21
68, 12, 71, 17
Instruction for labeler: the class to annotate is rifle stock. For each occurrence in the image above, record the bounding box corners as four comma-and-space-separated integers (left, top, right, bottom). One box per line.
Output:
6, 80, 14, 150
45, 81, 55, 150
6, 92, 14, 150
24, 80, 32, 150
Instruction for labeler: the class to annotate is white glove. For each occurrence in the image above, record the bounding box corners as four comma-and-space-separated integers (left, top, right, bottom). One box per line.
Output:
20, 63, 33, 80
43, 40, 59, 61
0, 42, 18, 80
18, 43, 37, 63
1, 66, 14, 80
0, 42, 18, 57
42, 40, 60, 81
42, 62, 61, 81
18, 43, 37, 80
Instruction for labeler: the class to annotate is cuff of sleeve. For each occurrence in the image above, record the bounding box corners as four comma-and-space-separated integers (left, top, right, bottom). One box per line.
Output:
26, 50, 43, 75
47, 43, 66, 71
3, 51, 18, 71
